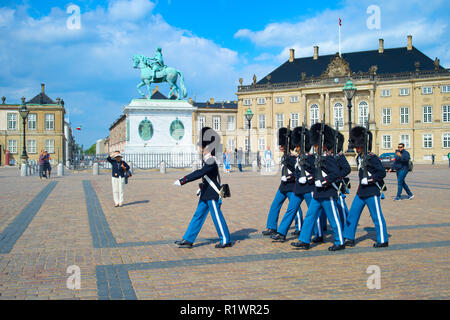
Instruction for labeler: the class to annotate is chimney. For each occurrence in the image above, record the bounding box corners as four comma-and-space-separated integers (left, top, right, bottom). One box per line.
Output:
434, 57, 440, 71
289, 48, 295, 62
210, 98, 214, 105
188, 97, 193, 104
378, 39, 384, 53
313, 46, 319, 60
41, 83, 45, 93
1, 96, 5, 104
407, 35, 412, 51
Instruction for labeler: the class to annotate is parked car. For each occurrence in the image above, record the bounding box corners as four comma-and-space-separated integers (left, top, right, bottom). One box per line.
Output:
379, 152, 397, 171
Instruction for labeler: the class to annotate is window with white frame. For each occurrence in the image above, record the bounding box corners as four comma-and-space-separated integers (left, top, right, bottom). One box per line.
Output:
7, 113, 17, 130
243, 99, 251, 106
442, 105, 450, 123
423, 106, 432, 123
382, 135, 392, 149
333, 103, 344, 129
227, 115, 235, 130
381, 89, 391, 97
443, 133, 450, 148
358, 101, 369, 126
45, 114, 55, 130
400, 107, 410, 124
442, 85, 450, 93
7, 139, 17, 153
45, 139, 55, 153
399, 88, 410, 96
28, 114, 37, 130
400, 134, 410, 148
275, 96, 284, 104
310, 104, 319, 125
258, 137, 266, 151
227, 138, 235, 151
422, 87, 433, 95
257, 97, 266, 105
276, 113, 284, 129
259, 114, 266, 129
382, 108, 391, 125
27, 139, 36, 154
423, 134, 433, 148
290, 95, 299, 103
198, 116, 205, 130
213, 116, 221, 131
291, 113, 299, 127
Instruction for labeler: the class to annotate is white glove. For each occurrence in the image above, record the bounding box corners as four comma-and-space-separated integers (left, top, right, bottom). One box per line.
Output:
361, 177, 368, 185
196, 188, 201, 196
281, 176, 287, 182
174, 180, 181, 186
299, 176, 307, 184
315, 180, 323, 188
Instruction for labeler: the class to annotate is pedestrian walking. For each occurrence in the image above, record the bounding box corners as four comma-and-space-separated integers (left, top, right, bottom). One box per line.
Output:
38, 149, 46, 179
448, 152, 450, 168
43, 150, 51, 179
237, 148, 243, 172
264, 146, 272, 172
107, 151, 130, 207
431, 154, 435, 165
389, 143, 414, 201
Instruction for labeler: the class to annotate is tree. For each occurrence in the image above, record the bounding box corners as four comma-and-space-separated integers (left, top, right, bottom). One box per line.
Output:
85, 143, 96, 155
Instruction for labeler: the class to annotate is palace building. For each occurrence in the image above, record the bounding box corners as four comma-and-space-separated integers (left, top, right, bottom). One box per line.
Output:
0, 84, 69, 165
235, 35, 450, 163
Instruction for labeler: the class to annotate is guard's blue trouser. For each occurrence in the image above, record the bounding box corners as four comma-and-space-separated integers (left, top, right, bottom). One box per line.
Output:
277, 192, 312, 236
343, 194, 388, 244
183, 199, 231, 245
299, 197, 344, 246
314, 194, 348, 236
266, 189, 290, 230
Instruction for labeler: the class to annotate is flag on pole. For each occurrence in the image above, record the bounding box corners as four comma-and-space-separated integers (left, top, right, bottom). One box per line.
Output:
339, 18, 341, 26
338, 18, 342, 57
76, 125, 82, 131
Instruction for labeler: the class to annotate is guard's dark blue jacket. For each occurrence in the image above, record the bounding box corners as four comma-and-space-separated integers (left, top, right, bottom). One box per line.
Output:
313, 154, 340, 200
336, 153, 351, 178
106, 156, 130, 178
279, 155, 297, 194
294, 154, 315, 195
356, 153, 386, 197
179, 156, 221, 202
391, 149, 410, 171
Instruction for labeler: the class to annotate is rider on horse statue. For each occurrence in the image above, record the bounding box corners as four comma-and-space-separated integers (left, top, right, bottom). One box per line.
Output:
146, 47, 165, 81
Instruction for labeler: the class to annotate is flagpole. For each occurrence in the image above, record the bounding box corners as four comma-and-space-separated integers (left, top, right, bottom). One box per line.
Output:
339, 18, 341, 57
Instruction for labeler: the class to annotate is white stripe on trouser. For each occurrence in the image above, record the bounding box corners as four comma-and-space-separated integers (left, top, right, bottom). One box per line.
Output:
296, 211, 302, 230
329, 197, 343, 245
111, 176, 124, 205
316, 218, 322, 237
212, 200, 227, 245
340, 196, 346, 224
373, 196, 385, 243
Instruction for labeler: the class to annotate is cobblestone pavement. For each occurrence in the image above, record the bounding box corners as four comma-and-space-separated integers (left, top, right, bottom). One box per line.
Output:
0, 164, 449, 300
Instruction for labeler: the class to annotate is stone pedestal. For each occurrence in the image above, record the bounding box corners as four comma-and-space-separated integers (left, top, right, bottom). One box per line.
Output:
160, 161, 166, 174
21, 163, 28, 176
252, 160, 258, 172
93, 163, 99, 175
57, 163, 64, 176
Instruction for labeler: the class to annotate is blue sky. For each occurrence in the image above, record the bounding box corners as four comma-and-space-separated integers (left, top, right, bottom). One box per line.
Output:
1, 0, 449, 148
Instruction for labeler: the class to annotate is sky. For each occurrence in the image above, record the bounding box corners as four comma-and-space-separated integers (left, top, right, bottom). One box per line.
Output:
0, 0, 449, 148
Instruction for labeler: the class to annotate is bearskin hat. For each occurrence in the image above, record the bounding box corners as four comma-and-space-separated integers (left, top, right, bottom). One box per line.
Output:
349, 126, 372, 151
277, 127, 294, 150
337, 131, 345, 153
310, 123, 336, 151
198, 126, 220, 155
291, 126, 312, 152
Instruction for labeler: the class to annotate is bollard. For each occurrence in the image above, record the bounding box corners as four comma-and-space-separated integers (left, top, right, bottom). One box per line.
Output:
160, 161, 166, 174
21, 163, 28, 176
252, 160, 258, 172
57, 163, 64, 176
93, 163, 99, 175
66, 160, 71, 169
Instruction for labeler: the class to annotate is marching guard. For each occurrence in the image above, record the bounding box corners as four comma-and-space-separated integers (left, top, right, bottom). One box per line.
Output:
343, 126, 389, 248
173, 127, 232, 249
291, 120, 345, 251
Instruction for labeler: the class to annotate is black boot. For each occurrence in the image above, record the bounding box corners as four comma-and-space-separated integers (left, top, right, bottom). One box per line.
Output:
177, 240, 193, 248
373, 242, 389, 248
344, 239, 355, 247
215, 242, 233, 248
312, 236, 324, 243
271, 233, 286, 242
328, 244, 345, 251
290, 230, 300, 236
262, 228, 277, 236
290, 241, 310, 250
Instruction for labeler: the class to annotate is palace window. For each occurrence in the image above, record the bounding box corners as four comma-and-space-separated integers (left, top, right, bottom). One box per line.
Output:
291, 113, 299, 127
400, 107, 410, 124
45, 139, 55, 153
244, 137, 249, 152
45, 114, 55, 130
244, 116, 250, 129
442, 105, 450, 123
227, 138, 235, 151
382, 108, 391, 125
443, 133, 450, 148
358, 101, 369, 126
7, 139, 17, 153
275, 97, 284, 104
423, 134, 433, 148
399, 88, 410, 96
442, 85, 450, 93
213, 116, 221, 131
243, 99, 252, 106
290, 95, 299, 103
7, 113, 17, 130
258, 137, 266, 151
227, 115, 235, 130
276, 113, 284, 129
422, 87, 433, 95
400, 134, 410, 148
259, 114, 266, 129
310, 104, 319, 125
333, 103, 344, 129
28, 114, 37, 130
27, 140, 37, 154
423, 106, 432, 123
257, 97, 266, 105
198, 116, 205, 130
382, 135, 392, 149
381, 89, 391, 97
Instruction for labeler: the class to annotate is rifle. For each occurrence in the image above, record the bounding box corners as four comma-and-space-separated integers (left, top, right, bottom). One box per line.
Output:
333, 120, 343, 197
314, 113, 326, 181
281, 120, 292, 179
298, 116, 307, 178
360, 113, 370, 180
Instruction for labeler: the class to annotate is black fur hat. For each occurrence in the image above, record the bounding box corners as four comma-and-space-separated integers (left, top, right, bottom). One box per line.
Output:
349, 126, 372, 151
310, 123, 336, 151
337, 132, 344, 153
198, 126, 220, 155
291, 126, 312, 152
278, 127, 294, 150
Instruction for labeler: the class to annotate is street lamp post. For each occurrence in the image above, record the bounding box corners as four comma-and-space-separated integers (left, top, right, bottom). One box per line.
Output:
19, 97, 29, 162
342, 80, 357, 153
244, 108, 254, 165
